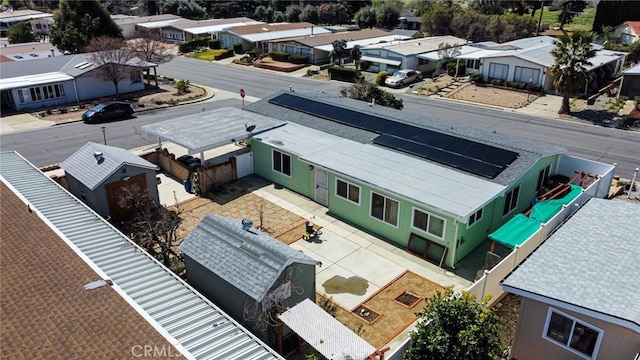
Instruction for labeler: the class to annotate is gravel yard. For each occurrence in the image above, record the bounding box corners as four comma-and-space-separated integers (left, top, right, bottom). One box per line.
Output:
447, 84, 539, 108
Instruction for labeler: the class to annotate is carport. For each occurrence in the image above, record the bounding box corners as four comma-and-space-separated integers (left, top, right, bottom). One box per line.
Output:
141, 107, 285, 193
141, 107, 285, 167
279, 298, 381, 360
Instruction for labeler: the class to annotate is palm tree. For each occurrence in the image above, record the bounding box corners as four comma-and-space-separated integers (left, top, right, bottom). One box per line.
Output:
550, 31, 597, 114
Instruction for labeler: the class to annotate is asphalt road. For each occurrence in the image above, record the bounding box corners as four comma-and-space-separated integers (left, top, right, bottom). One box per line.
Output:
1, 57, 638, 177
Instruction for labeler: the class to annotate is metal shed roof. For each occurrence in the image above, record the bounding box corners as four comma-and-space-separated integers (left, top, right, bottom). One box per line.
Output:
501, 198, 640, 334
180, 215, 320, 302
359, 55, 401, 66
0, 71, 73, 91
255, 123, 506, 219
0, 151, 284, 360
60, 142, 158, 191
314, 35, 410, 52
279, 299, 377, 360
141, 107, 286, 155
241, 27, 331, 42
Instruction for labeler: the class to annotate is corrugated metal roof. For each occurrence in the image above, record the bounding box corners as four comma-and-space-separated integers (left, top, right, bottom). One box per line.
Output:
180, 215, 320, 301
255, 123, 506, 219
60, 142, 158, 191
359, 55, 401, 66
623, 62, 640, 75
141, 107, 286, 154
0, 151, 284, 360
279, 299, 376, 360
501, 198, 640, 333
314, 34, 411, 52
361, 36, 468, 56
417, 45, 484, 61
0, 71, 73, 91
185, 21, 264, 35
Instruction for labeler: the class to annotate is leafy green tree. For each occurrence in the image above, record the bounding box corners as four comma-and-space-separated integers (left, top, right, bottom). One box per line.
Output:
421, 0, 460, 36
550, 31, 596, 114
299, 4, 318, 23
354, 6, 377, 29
375, 3, 400, 30
7, 21, 36, 44
340, 82, 404, 110
273, 10, 285, 23
317, 2, 350, 25
49, 0, 122, 54
253, 4, 273, 22
554, 0, 588, 30
330, 39, 347, 65
404, 287, 502, 360
284, 4, 302, 22
157, 0, 206, 19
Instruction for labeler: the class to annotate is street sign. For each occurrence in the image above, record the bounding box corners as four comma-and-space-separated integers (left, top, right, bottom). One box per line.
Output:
240, 88, 245, 98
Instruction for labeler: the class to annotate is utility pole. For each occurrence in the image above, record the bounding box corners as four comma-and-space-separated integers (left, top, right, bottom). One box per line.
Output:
536, 1, 544, 36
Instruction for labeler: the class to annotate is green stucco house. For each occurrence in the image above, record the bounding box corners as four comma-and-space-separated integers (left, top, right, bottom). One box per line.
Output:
243, 92, 614, 269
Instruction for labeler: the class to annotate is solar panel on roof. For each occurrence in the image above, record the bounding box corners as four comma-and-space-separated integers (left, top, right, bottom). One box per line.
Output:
269, 93, 519, 178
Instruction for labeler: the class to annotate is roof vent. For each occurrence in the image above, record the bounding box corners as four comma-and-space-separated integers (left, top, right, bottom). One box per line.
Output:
94, 151, 104, 164
241, 218, 253, 231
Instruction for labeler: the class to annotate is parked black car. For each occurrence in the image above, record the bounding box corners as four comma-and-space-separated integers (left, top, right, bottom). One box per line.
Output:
82, 101, 134, 123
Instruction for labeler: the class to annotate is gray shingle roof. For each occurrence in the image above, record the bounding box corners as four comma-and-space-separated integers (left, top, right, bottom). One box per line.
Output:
60, 142, 158, 190
245, 91, 565, 186
180, 215, 320, 301
502, 198, 640, 333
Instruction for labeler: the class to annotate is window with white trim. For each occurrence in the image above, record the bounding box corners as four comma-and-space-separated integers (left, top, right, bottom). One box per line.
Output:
17, 83, 65, 104
537, 165, 551, 191
503, 185, 520, 215
543, 308, 603, 359
514, 66, 541, 85
468, 208, 483, 226
336, 178, 360, 205
370, 192, 399, 226
272, 150, 291, 176
412, 208, 445, 238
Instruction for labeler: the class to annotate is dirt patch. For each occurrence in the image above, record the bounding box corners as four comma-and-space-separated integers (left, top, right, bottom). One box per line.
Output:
415, 74, 456, 95
493, 293, 521, 351
145, 83, 206, 105
323, 275, 369, 295
171, 189, 304, 243
318, 271, 444, 348
447, 84, 538, 108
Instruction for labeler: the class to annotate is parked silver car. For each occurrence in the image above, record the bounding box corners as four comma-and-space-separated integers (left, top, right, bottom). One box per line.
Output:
385, 69, 423, 88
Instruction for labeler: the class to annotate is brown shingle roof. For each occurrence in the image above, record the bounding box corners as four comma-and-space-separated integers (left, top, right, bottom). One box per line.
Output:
228, 22, 318, 36
270, 28, 391, 47
0, 183, 178, 360
626, 21, 640, 36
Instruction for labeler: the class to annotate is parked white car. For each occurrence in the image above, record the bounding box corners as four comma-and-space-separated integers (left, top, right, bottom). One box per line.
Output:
385, 69, 422, 88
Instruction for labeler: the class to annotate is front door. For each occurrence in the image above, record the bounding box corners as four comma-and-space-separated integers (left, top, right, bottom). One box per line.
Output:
315, 168, 328, 206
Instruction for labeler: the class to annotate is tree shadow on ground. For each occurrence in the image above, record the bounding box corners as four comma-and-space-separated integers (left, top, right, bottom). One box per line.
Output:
566, 108, 625, 128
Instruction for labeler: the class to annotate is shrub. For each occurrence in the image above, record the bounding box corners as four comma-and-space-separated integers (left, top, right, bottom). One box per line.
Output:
375, 71, 390, 86
233, 43, 243, 54
328, 66, 363, 83
446, 61, 466, 76
208, 39, 220, 49
360, 60, 371, 71
175, 79, 191, 94
470, 73, 484, 83
214, 49, 235, 60
178, 38, 209, 53
635, 96, 640, 105
288, 54, 308, 64
489, 79, 505, 86
270, 51, 289, 62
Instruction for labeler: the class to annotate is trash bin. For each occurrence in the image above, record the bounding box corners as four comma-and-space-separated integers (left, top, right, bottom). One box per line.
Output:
305, 221, 314, 234
184, 179, 192, 193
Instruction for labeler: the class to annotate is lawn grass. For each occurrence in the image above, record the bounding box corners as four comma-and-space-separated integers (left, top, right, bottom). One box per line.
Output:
539, 7, 596, 32
188, 49, 228, 61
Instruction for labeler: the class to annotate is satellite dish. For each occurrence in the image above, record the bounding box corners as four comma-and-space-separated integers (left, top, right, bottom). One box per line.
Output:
245, 124, 256, 132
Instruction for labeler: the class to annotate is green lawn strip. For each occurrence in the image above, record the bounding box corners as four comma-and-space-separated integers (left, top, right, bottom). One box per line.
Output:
189, 49, 228, 61
540, 7, 595, 32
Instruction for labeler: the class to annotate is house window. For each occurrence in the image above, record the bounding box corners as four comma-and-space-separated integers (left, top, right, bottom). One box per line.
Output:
468, 208, 483, 226
503, 186, 520, 215
412, 208, 445, 238
488, 63, 509, 80
514, 66, 541, 85
543, 308, 603, 359
17, 89, 25, 104
370, 192, 399, 226
272, 150, 291, 176
130, 71, 141, 83
537, 165, 551, 191
466, 59, 480, 69
336, 178, 360, 205
19, 83, 65, 104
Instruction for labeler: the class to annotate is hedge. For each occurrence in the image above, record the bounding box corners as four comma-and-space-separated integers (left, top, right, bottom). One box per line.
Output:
270, 51, 289, 62
179, 38, 209, 53
233, 43, 243, 54
328, 66, 363, 83
214, 49, 235, 60
288, 54, 308, 64
208, 39, 220, 49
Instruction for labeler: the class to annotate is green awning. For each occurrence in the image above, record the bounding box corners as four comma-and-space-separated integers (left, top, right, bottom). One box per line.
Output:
529, 184, 583, 223
489, 214, 541, 249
